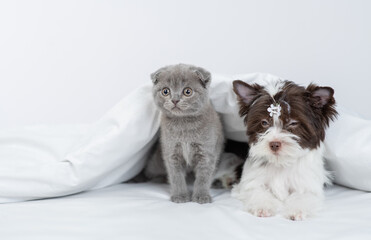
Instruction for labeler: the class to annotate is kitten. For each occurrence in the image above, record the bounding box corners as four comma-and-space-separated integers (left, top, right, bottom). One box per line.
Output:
148, 64, 224, 204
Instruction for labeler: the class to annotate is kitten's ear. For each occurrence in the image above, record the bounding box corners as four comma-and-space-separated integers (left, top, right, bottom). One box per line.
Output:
305, 84, 335, 108
150, 70, 162, 85
193, 67, 211, 88
233, 80, 262, 105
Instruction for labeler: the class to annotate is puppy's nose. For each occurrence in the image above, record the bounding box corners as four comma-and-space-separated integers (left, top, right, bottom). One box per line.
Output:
172, 100, 180, 105
269, 141, 281, 152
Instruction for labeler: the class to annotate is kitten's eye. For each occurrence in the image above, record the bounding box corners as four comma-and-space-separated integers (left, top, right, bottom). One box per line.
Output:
183, 87, 193, 97
161, 88, 170, 96
261, 119, 269, 128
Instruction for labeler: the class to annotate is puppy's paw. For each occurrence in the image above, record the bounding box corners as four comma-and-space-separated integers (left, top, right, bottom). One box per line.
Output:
192, 194, 212, 204
248, 207, 276, 218
285, 210, 308, 221
243, 197, 279, 218
283, 192, 320, 221
171, 194, 190, 203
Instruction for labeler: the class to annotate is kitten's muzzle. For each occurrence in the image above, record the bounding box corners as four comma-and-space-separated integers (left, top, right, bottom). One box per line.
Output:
269, 141, 281, 153
172, 100, 180, 105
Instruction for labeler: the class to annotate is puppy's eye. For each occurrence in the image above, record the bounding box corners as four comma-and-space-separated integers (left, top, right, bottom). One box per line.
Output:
261, 119, 269, 128
161, 88, 170, 96
183, 87, 193, 97
288, 120, 299, 128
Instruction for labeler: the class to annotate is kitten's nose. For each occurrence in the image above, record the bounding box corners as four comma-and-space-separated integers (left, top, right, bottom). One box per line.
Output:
269, 141, 281, 152
172, 100, 180, 105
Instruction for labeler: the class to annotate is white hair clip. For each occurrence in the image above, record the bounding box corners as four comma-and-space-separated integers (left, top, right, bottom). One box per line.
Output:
267, 103, 281, 117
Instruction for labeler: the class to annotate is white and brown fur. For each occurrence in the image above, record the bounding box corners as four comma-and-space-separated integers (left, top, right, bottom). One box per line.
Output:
231, 79, 337, 220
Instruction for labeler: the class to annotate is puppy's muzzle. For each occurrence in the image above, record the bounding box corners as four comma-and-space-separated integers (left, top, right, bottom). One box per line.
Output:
269, 141, 281, 152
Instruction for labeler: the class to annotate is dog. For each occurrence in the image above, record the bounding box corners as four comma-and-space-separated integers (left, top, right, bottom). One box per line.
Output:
231, 79, 337, 220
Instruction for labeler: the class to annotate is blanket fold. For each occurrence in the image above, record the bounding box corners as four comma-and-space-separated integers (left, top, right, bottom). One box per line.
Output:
0, 73, 369, 203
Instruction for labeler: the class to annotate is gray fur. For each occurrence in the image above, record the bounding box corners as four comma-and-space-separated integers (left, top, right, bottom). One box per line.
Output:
148, 64, 224, 204
144, 144, 244, 188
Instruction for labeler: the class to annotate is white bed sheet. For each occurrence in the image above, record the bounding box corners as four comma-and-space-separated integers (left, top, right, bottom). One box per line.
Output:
2, 73, 371, 203
1, 183, 370, 240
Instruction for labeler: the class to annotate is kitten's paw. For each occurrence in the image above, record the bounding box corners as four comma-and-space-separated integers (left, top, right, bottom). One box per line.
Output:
171, 195, 190, 203
285, 210, 308, 221
192, 194, 212, 204
248, 207, 275, 218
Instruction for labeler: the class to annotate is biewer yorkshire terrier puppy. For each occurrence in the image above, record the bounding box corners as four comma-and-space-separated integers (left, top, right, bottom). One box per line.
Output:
231, 79, 337, 220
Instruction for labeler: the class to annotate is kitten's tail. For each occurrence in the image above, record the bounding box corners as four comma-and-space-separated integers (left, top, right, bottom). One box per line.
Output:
126, 140, 168, 184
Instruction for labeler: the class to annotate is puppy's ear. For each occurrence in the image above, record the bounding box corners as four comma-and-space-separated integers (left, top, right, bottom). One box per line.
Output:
305, 84, 338, 125
233, 80, 262, 105
150, 70, 162, 85
193, 67, 211, 88
305, 84, 335, 108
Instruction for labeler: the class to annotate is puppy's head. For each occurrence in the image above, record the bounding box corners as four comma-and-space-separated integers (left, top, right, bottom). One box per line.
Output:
233, 80, 337, 166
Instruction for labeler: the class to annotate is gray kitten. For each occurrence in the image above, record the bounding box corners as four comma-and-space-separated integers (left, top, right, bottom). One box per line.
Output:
148, 64, 224, 204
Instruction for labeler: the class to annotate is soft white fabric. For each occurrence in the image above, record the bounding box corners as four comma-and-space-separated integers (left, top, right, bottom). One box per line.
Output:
0, 85, 161, 203
0, 183, 370, 240
0, 73, 370, 203
325, 108, 371, 191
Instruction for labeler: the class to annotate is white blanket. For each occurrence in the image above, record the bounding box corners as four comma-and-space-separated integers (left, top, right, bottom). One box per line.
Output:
0, 73, 370, 203
0, 183, 370, 240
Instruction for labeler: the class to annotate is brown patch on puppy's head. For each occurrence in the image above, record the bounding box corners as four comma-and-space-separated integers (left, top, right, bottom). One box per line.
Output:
233, 80, 264, 120
233, 80, 338, 152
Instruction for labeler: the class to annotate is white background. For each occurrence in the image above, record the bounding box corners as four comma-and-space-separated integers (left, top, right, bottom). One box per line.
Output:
0, 0, 370, 127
